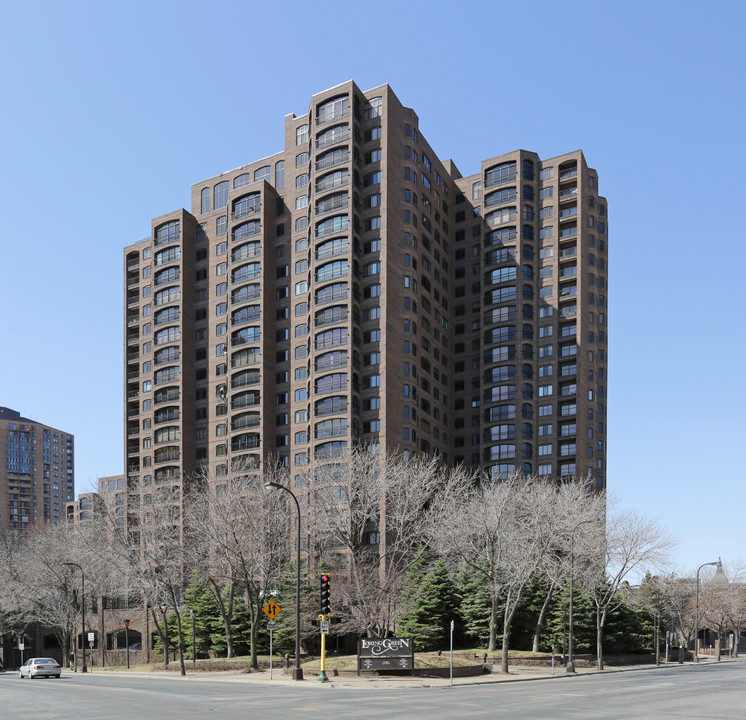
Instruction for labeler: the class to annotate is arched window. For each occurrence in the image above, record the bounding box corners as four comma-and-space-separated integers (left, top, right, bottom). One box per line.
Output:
214, 181, 229, 210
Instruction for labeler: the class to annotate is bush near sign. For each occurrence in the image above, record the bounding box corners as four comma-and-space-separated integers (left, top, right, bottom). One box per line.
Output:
357, 637, 414, 674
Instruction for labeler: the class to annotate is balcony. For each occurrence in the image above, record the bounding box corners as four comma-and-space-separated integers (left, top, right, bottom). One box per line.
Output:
154, 230, 181, 247
232, 223, 262, 243
559, 187, 578, 202
231, 203, 261, 222
127, 277, 139, 289
127, 334, 140, 346
315, 288, 348, 305
316, 126, 350, 149
315, 311, 348, 328
316, 195, 349, 216
315, 243, 349, 262
316, 171, 349, 194
316, 107, 349, 126
315, 150, 349, 172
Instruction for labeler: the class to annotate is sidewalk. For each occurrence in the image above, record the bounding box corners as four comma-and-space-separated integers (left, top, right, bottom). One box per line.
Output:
97, 657, 739, 690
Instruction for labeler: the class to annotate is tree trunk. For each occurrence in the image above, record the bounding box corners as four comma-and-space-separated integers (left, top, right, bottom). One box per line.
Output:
174, 610, 186, 675
533, 584, 555, 653
500, 588, 522, 674
152, 607, 169, 669
209, 577, 235, 658
501, 623, 511, 674
488, 595, 499, 652
245, 589, 258, 669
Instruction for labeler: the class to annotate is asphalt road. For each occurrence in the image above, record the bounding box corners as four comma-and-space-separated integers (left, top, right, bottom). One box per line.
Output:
1, 661, 744, 719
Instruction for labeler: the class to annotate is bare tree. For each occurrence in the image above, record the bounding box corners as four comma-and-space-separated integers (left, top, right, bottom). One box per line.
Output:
308, 445, 461, 638
588, 503, 675, 669
531, 481, 605, 653
186, 461, 291, 668
0, 521, 104, 665
431, 473, 603, 673
92, 475, 191, 674
700, 562, 746, 660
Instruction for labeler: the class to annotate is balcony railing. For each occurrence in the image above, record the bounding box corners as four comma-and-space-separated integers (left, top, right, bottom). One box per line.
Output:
316, 107, 349, 126
316, 126, 350, 149
231, 203, 261, 221
315, 150, 349, 172
316, 171, 349, 194
315, 243, 348, 261
316, 196, 349, 215
315, 311, 348, 327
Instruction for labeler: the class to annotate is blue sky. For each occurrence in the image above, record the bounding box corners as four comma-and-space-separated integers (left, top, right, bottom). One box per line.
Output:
1, 0, 743, 575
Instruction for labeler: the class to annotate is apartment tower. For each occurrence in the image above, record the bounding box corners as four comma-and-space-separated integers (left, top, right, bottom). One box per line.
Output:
123, 81, 608, 496
0, 406, 75, 531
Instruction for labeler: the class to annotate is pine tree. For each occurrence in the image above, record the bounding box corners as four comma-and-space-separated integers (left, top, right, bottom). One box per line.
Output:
398, 551, 461, 651
183, 577, 224, 658
455, 565, 494, 648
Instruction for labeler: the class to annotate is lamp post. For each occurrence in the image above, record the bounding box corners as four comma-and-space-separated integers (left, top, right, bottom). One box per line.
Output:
190, 609, 196, 669
566, 518, 599, 674
124, 619, 130, 669
265, 481, 303, 680
695, 561, 717, 663
63, 562, 87, 673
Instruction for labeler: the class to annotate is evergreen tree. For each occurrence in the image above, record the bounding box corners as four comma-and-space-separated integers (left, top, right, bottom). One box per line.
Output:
455, 565, 494, 648
183, 577, 224, 658
509, 577, 549, 651
545, 583, 595, 656
398, 551, 461, 651
271, 561, 323, 656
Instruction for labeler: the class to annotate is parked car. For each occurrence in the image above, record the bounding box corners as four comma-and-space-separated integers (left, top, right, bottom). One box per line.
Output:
19, 658, 62, 679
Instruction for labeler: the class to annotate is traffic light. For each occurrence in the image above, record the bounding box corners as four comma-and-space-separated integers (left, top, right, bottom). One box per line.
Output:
320, 574, 331, 615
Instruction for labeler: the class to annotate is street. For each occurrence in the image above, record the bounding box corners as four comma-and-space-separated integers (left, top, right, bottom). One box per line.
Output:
1, 661, 744, 719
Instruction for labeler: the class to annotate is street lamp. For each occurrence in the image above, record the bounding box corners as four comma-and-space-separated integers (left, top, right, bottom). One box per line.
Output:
63, 562, 87, 673
265, 481, 304, 680
124, 618, 130, 669
566, 518, 599, 674
190, 609, 196, 669
695, 561, 718, 663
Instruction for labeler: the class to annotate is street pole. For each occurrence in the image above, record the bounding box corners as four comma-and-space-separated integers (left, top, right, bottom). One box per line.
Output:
190, 609, 196, 668
64, 562, 87, 673
124, 618, 130, 669
265, 481, 304, 680
695, 561, 717, 663
449, 619, 454, 687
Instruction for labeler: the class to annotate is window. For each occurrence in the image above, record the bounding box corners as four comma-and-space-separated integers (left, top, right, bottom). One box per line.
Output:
200, 188, 210, 214
214, 181, 229, 210
254, 165, 271, 183
296, 124, 309, 145
364, 96, 382, 119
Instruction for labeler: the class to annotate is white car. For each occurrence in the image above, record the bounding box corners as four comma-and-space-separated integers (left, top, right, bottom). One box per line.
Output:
19, 657, 62, 679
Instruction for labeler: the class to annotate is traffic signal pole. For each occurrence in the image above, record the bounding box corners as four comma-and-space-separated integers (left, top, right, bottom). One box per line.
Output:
319, 615, 328, 683
319, 575, 331, 683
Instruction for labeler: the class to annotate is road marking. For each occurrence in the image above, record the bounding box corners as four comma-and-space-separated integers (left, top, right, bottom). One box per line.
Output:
296, 708, 320, 712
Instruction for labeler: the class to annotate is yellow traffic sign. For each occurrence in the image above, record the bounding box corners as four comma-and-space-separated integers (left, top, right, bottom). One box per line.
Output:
263, 599, 282, 620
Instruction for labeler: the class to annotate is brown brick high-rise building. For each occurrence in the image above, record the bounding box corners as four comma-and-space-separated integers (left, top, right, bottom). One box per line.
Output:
0, 406, 75, 531
123, 81, 608, 496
